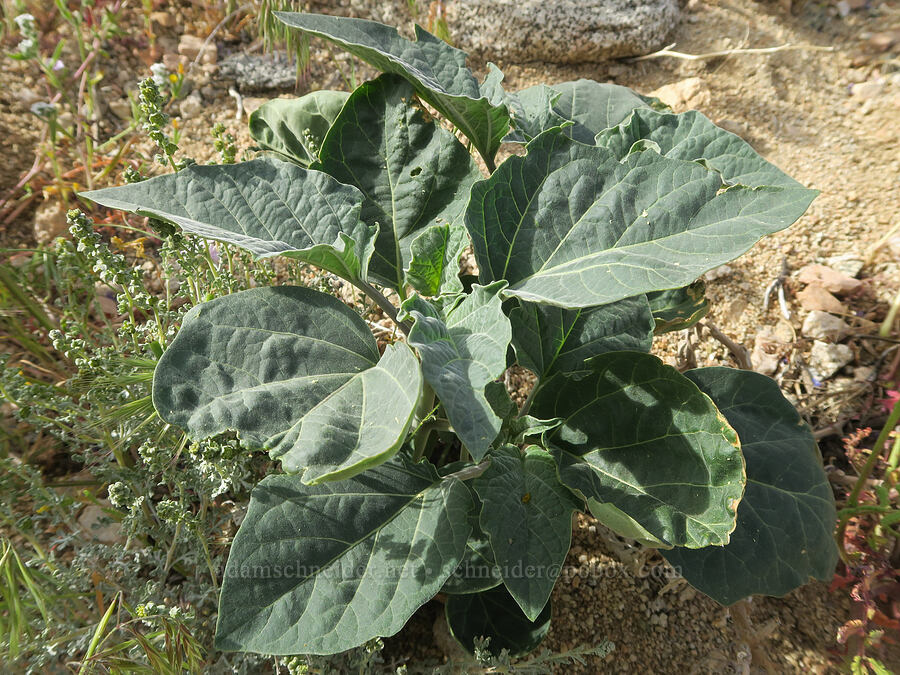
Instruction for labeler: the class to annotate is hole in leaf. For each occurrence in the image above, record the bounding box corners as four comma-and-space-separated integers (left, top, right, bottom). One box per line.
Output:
410, 167, 422, 177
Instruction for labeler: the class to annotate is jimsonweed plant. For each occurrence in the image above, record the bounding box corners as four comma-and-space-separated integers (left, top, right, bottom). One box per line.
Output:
82, 13, 839, 658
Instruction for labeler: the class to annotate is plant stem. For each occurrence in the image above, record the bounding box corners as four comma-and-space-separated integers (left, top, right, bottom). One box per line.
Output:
444, 458, 490, 481
835, 401, 900, 559
356, 279, 411, 335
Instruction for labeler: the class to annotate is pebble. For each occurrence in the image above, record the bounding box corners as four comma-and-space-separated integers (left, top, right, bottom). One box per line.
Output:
33, 199, 68, 244
801, 310, 848, 342
825, 254, 864, 278
809, 340, 854, 379
649, 77, 710, 111
797, 264, 862, 296
76, 503, 124, 544
150, 10, 176, 28
179, 92, 204, 119
703, 264, 733, 282
178, 34, 217, 65
850, 80, 884, 101
797, 283, 845, 314
108, 97, 132, 121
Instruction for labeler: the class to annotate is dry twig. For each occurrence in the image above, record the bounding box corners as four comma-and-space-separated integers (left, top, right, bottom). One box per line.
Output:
630, 42, 835, 62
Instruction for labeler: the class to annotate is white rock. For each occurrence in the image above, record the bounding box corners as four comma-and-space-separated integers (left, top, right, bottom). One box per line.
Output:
809, 341, 854, 380
33, 199, 68, 244
650, 77, 711, 111
703, 264, 733, 282
179, 92, 203, 119
825, 254, 864, 278
802, 310, 848, 342
77, 504, 124, 545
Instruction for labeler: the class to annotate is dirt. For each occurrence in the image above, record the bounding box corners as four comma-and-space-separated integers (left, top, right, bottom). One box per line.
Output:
2, 0, 899, 671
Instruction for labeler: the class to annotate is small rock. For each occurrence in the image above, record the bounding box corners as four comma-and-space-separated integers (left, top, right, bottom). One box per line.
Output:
15, 87, 41, 107
649, 77, 710, 111
703, 264, 733, 282
774, 319, 795, 344
150, 10, 176, 28
798, 264, 862, 295
751, 326, 788, 376
178, 34, 217, 65
94, 283, 120, 316
854, 366, 875, 381
108, 98, 132, 121
218, 53, 298, 91
162, 52, 187, 72
77, 503, 124, 545
723, 298, 747, 323
850, 80, 884, 100
179, 92, 203, 119
797, 284, 845, 314
802, 310, 848, 342
868, 30, 900, 53
33, 199, 68, 244
836, 0, 851, 17
825, 254, 864, 278
809, 341, 854, 379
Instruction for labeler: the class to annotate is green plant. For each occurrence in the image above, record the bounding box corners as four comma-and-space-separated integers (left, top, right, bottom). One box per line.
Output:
80, 13, 840, 659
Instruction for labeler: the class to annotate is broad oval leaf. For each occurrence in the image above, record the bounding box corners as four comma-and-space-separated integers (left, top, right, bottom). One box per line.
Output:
647, 281, 709, 334
445, 584, 551, 657
81, 158, 374, 284
510, 79, 650, 144
534, 351, 745, 549
404, 282, 511, 459
275, 12, 510, 163
509, 295, 655, 381
249, 90, 350, 165
315, 74, 481, 289
405, 222, 469, 297
662, 367, 838, 605
466, 128, 816, 308
152, 286, 422, 483
596, 108, 807, 189
473, 445, 580, 620
216, 458, 473, 654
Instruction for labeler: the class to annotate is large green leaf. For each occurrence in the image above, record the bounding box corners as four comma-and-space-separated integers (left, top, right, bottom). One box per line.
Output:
596, 108, 806, 188
647, 281, 709, 334
663, 367, 838, 605
510, 79, 650, 144
509, 295, 655, 381
81, 158, 374, 284
248, 90, 350, 166
315, 74, 481, 288
152, 286, 422, 484
534, 351, 745, 549
216, 458, 473, 654
404, 282, 511, 459
473, 445, 580, 620
445, 585, 551, 657
275, 12, 510, 163
405, 222, 469, 297
466, 128, 816, 308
